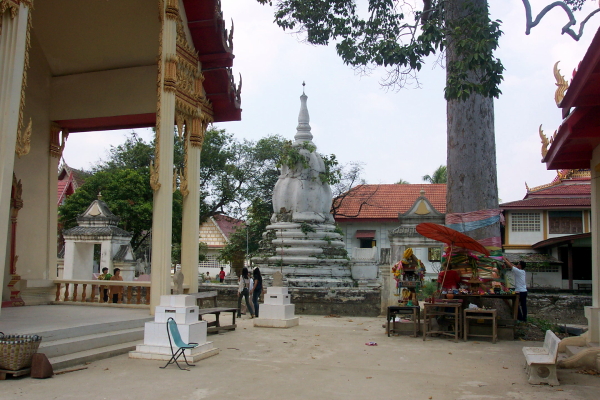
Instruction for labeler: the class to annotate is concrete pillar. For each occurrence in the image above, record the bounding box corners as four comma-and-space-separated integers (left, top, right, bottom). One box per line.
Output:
588, 149, 600, 343
0, 4, 30, 316
150, 8, 177, 313
180, 133, 201, 294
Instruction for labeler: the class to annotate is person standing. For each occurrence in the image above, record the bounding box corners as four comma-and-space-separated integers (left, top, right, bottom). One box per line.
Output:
98, 267, 111, 302
219, 267, 226, 283
237, 267, 254, 318
110, 268, 124, 303
250, 268, 263, 318
503, 257, 528, 322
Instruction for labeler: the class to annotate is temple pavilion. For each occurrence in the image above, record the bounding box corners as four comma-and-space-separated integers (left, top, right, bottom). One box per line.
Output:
0, 0, 241, 315
540, 27, 600, 352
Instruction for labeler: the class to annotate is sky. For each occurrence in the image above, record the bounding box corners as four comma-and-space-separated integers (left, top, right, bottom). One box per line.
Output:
62, 0, 600, 204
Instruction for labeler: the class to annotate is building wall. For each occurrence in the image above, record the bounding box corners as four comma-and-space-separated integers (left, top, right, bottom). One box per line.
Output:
12, 33, 55, 283
337, 221, 398, 253
199, 219, 227, 248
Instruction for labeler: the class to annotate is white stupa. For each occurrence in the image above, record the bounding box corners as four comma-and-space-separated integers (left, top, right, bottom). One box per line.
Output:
253, 86, 352, 287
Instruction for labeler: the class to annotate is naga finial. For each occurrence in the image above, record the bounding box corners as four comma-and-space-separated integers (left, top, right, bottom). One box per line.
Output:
554, 61, 569, 106
539, 125, 550, 158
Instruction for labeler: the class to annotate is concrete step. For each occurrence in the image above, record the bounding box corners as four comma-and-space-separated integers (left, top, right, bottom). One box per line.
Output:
34, 317, 153, 342
49, 340, 142, 371
39, 327, 144, 358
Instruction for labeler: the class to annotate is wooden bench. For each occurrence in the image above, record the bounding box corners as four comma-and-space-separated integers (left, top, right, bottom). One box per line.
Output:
522, 330, 561, 386
191, 291, 238, 333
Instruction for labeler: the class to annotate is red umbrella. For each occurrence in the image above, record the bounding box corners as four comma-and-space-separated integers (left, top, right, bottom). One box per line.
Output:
416, 223, 490, 257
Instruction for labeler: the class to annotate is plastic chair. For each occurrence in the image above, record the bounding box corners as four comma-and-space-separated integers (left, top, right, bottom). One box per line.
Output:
160, 317, 199, 370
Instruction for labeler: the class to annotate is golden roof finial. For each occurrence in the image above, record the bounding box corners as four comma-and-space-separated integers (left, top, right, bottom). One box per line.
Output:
539, 125, 550, 158
554, 61, 569, 106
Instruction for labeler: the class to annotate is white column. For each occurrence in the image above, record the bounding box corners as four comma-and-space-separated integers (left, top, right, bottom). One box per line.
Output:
0, 4, 30, 315
180, 137, 200, 293
588, 150, 600, 343
150, 10, 177, 313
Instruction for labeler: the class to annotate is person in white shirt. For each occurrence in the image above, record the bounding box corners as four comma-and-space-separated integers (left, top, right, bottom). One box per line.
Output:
503, 257, 527, 322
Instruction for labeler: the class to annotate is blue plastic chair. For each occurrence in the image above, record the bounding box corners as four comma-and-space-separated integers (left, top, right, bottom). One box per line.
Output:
160, 317, 199, 370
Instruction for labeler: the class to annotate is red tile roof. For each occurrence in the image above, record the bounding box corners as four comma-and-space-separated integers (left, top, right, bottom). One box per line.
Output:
525, 184, 590, 197
500, 197, 590, 209
334, 184, 446, 221
213, 214, 244, 239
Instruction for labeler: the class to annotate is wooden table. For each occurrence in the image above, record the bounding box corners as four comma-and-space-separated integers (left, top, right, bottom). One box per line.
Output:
387, 306, 420, 337
453, 294, 519, 320
423, 301, 463, 342
464, 308, 497, 343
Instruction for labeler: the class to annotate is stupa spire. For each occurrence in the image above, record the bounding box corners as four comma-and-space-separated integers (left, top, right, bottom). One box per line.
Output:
295, 82, 313, 143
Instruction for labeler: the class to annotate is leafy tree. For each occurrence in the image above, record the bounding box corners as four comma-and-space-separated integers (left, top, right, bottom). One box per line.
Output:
395, 179, 410, 184
422, 165, 447, 184
257, 0, 598, 242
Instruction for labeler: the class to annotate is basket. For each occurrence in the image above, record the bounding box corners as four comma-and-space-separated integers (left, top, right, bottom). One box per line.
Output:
0, 332, 42, 371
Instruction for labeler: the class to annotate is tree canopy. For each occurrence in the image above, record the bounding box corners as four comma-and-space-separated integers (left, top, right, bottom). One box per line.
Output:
422, 165, 447, 184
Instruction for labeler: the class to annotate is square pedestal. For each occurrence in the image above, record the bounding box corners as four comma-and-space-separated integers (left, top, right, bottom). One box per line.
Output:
263, 293, 291, 305
129, 295, 218, 362
260, 304, 295, 320
142, 320, 207, 347
155, 305, 199, 324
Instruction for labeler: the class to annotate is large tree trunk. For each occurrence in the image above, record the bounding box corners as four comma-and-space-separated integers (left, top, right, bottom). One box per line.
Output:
446, 0, 500, 241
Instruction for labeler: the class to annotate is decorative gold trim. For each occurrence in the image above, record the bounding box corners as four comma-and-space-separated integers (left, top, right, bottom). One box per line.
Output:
150, 1, 165, 191
15, 118, 31, 158
180, 118, 189, 197
165, 0, 178, 20
0, 1, 33, 35
554, 61, 569, 106
172, 168, 178, 193
164, 55, 177, 93
49, 122, 68, 158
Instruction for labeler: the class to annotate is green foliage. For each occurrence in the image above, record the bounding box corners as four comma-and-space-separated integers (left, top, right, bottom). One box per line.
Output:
258, 0, 504, 100
277, 140, 341, 185
527, 316, 559, 333
218, 198, 273, 263
422, 165, 447, 184
417, 281, 438, 301
300, 222, 316, 235
395, 179, 410, 184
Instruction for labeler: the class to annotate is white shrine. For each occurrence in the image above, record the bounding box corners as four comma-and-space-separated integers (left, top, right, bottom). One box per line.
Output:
62, 197, 136, 281
129, 295, 218, 361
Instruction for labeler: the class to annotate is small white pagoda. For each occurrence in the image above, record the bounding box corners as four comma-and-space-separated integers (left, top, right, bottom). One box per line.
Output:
62, 196, 136, 280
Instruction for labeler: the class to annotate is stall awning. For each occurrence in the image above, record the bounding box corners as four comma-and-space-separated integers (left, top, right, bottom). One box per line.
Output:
355, 230, 376, 239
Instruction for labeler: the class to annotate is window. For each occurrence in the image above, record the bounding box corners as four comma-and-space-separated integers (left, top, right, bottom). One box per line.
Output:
549, 211, 582, 234
511, 213, 541, 232
428, 247, 441, 261
526, 264, 560, 273
360, 239, 376, 248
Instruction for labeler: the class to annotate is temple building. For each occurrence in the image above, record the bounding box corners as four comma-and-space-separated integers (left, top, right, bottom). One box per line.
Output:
0, 1, 241, 314
500, 169, 592, 290
198, 214, 243, 276
539, 27, 600, 348
334, 184, 446, 279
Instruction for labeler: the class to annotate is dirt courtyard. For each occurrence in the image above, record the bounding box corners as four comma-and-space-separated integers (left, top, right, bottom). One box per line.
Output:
2, 315, 599, 400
